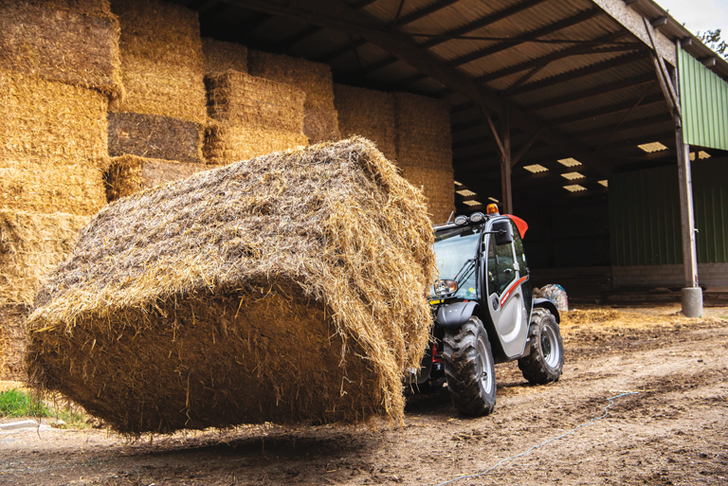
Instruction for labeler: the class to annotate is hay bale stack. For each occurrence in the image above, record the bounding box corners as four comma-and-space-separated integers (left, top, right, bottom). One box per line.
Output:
394, 92, 454, 224
0, 0, 122, 99
105, 155, 218, 202
394, 92, 452, 171
399, 166, 456, 224
0, 72, 109, 215
202, 38, 248, 75
248, 50, 340, 143
334, 84, 397, 161
204, 124, 309, 165
0, 72, 110, 169
26, 138, 436, 434
205, 72, 306, 132
0, 211, 91, 306
204, 71, 309, 165
0, 305, 29, 381
108, 112, 204, 163
110, 0, 206, 124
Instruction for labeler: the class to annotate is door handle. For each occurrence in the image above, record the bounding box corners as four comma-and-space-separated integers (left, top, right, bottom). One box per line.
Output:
503, 268, 513, 274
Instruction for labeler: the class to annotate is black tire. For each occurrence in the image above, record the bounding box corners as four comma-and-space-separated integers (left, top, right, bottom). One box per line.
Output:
442, 317, 496, 416
518, 308, 564, 385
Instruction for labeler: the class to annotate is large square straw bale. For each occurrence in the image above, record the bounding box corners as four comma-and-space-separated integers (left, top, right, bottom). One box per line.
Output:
205, 72, 306, 133
394, 92, 452, 171
109, 0, 206, 124
0, 211, 90, 306
26, 137, 436, 434
248, 50, 335, 111
204, 122, 309, 165
0, 305, 29, 381
202, 38, 248, 75
0, 72, 109, 169
0, 1, 122, 99
105, 155, 218, 202
0, 161, 107, 216
304, 108, 341, 144
108, 112, 204, 163
399, 166, 455, 224
335, 84, 396, 160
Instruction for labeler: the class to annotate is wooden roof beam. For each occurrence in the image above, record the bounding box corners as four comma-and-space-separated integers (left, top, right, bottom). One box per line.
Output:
314, 0, 464, 63
360, 0, 549, 75
524, 73, 655, 111
550, 92, 665, 125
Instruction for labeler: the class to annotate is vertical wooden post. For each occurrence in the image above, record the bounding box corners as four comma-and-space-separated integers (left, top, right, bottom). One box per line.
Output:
675, 129, 698, 287
674, 40, 702, 317
500, 103, 513, 214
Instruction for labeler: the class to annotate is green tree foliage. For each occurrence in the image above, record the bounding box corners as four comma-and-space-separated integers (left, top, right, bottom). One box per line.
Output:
697, 29, 728, 60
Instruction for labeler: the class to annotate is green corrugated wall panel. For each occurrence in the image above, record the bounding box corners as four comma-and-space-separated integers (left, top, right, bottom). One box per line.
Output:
693, 160, 728, 263
609, 159, 728, 266
609, 167, 681, 266
678, 48, 728, 151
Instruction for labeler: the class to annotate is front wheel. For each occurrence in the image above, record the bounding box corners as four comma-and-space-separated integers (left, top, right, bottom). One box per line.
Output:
442, 317, 496, 416
518, 308, 564, 384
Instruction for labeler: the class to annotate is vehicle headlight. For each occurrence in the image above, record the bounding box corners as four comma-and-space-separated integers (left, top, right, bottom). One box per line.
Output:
454, 215, 468, 226
434, 279, 458, 297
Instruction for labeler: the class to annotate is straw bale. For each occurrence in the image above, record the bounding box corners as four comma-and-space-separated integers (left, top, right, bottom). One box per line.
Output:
205, 72, 306, 133
304, 108, 341, 144
202, 38, 248, 75
21, 0, 113, 16
0, 1, 122, 99
0, 160, 107, 215
0, 305, 29, 381
108, 112, 204, 163
0, 210, 90, 306
335, 84, 397, 161
105, 155, 218, 202
204, 122, 309, 166
394, 92, 452, 171
0, 72, 109, 168
399, 166, 455, 224
110, 0, 206, 124
248, 50, 335, 110
26, 137, 436, 434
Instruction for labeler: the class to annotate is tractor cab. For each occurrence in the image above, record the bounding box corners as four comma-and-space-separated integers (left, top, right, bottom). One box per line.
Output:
409, 205, 564, 417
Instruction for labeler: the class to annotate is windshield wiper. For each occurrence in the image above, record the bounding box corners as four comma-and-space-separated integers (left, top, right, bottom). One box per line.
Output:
453, 258, 476, 290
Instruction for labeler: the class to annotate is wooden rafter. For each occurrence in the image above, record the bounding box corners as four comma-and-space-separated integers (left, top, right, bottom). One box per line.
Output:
551, 93, 664, 125
510, 51, 651, 95
360, 0, 549, 75
524, 73, 655, 111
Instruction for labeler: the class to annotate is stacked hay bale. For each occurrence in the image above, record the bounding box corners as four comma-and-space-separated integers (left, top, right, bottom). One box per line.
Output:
26, 138, 436, 434
204, 71, 309, 165
335, 84, 397, 161
334, 86, 454, 223
106, 0, 209, 199
0, 0, 120, 379
249, 50, 340, 144
202, 38, 248, 76
395, 92, 454, 224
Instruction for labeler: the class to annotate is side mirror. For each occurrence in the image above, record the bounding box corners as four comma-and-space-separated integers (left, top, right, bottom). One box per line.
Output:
493, 221, 513, 246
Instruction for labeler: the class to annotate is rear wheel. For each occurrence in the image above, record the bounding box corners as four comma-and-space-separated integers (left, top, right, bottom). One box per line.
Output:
442, 317, 496, 416
518, 308, 564, 384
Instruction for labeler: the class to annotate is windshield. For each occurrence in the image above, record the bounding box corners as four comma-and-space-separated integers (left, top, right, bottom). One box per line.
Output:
432, 225, 481, 299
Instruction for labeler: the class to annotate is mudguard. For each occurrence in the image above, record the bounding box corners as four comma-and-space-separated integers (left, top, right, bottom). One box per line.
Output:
532, 298, 560, 323
436, 301, 479, 328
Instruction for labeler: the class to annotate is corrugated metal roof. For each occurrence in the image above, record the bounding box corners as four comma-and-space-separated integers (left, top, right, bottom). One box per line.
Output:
174, 0, 727, 206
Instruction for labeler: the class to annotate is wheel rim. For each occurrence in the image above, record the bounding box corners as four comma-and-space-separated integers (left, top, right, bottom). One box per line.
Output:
477, 335, 493, 394
541, 323, 561, 369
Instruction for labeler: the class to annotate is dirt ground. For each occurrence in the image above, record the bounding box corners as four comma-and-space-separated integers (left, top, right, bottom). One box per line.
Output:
1, 305, 727, 486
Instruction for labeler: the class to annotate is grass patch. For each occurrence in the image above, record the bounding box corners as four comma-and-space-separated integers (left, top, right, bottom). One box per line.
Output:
0, 388, 93, 428
0, 388, 49, 418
